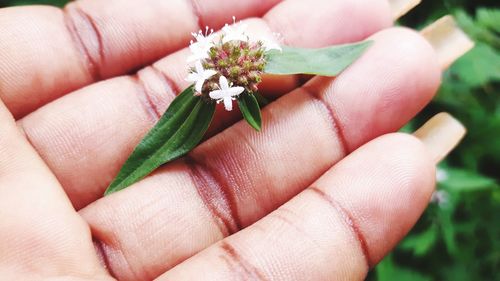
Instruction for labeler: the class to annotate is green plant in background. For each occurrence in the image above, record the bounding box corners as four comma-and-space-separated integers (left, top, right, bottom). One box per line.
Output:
1, 0, 498, 280
372, 1, 500, 280
0, 0, 67, 7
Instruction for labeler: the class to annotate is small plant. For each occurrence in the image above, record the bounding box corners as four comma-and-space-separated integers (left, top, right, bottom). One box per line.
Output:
105, 18, 373, 195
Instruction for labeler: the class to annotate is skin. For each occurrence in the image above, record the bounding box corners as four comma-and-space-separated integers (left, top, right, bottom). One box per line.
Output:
0, 0, 441, 280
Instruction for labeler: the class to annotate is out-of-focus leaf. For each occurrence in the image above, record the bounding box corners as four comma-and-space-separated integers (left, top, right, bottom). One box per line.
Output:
376, 255, 432, 281
476, 8, 500, 32
438, 208, 459, 255
441, 264, 476, 281
455, 9, 500, 48
450, 43, 500, 87
400, 225, 438, 256
0, 0, 68, 7
372, 4, 500, 281
439, 166, 497, 192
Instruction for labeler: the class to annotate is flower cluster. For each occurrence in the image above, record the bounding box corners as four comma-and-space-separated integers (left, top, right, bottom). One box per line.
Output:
186, 18, 281, 111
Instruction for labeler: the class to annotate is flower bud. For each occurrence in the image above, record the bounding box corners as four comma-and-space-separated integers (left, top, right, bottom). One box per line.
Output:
195, 40, 267, 99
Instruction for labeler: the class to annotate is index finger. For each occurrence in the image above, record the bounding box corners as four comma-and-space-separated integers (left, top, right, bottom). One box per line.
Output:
0, 0, 281, 118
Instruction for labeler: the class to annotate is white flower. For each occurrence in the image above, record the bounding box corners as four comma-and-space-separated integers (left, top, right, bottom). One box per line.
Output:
188, 44, 210, 62
261, 38, 282, 52
436, 168, 449, 183
186, 61, 217, 93
222, 18, 248, 43
192, 28, 215, 48
209, 76, 245, 111
430, 190, 450, 208
187, 28, 215, 62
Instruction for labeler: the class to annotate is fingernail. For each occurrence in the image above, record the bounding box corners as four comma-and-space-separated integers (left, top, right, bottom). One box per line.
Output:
413, 113, 466, 164
388, 0, 421, 20
421, 15, 474, 69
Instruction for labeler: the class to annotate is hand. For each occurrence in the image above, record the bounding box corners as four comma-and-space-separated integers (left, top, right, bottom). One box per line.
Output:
0, 0, 469, 280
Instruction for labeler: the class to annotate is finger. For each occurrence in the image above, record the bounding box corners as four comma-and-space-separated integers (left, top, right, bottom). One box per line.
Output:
0, 0, 282, 118
0, 102, 108, 279
79, 25, 454, 281
155, 125, 462, 281
19, 0, 395, 209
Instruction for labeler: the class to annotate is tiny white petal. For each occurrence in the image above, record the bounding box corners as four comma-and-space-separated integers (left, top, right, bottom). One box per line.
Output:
186, 73, 198, 82
219, 76, 230, 90
187, 43, 211, 62
191, 29, 215, 47
186, 61, 217, 93
195, 60, 204, 73
223, 97, 233, 111
222, 23, 249, 43
209, 75, 245, 111
226, 87, 245, 97
195, 80, 204, 93
209, 90, 224, 100
187, 30, 215, 62
262, 39, 282, 52
203, 69, 217, 78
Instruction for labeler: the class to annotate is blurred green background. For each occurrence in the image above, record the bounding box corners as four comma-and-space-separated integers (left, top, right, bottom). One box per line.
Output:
0, 0, 498, 280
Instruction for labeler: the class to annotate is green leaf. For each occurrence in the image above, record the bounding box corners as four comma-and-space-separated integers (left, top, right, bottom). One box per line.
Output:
264, 41, 372, 76
438, 207, 459, 255
449, 43, 500, 87
105, 86, 216, 195
476, 8, 500, 33
439, 166, 497, 192
400, 225, 438, 256
376, 255, 432, 281
238, 93, 262, 131
254, 92, 270, 106
455, 9, 500, 49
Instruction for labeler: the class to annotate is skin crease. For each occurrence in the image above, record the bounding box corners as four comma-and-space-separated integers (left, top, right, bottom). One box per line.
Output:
0, 0, 441, 281
79, 27, 440, 281
0, 0, 283, 118
156, 134, 436, 281
18, 0, 393, 210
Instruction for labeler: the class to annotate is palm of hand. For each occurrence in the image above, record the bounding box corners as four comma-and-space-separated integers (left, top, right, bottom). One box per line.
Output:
0, 0, 454, 280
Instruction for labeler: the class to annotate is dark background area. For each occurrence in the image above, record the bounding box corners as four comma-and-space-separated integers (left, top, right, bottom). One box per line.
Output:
1, 0, 498, 280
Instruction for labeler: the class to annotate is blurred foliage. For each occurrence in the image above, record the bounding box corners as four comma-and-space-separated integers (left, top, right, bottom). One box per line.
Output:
0, 0, 66, 7
372, 1, 500, 280
1, 0, 499, 280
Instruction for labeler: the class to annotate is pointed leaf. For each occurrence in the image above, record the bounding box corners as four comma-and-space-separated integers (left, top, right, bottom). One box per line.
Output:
238, 93, 262, 131
254, 92, 270, 106
264, 41, 373, 76
105, 86, 216, 195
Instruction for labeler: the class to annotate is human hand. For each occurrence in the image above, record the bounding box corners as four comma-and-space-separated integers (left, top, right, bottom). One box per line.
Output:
0, 0, 471, 280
